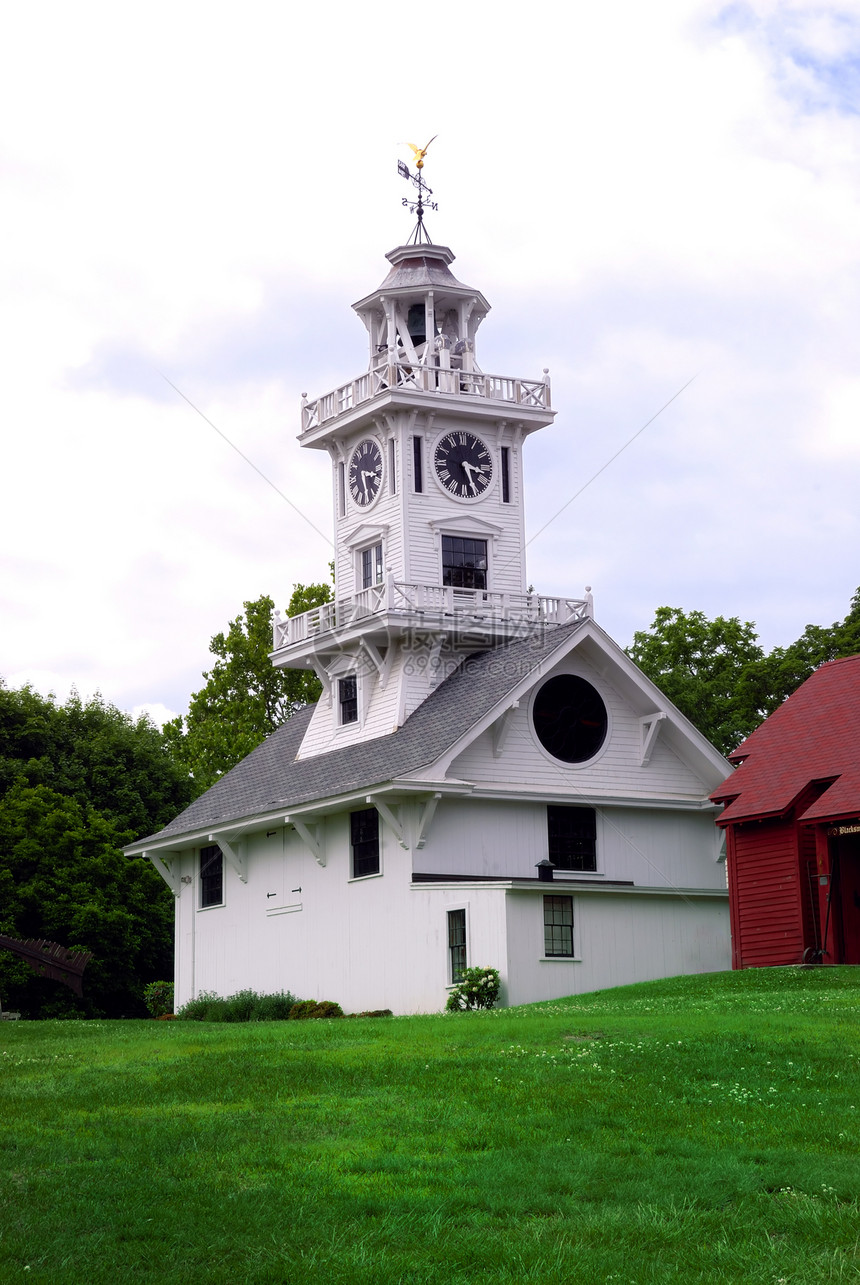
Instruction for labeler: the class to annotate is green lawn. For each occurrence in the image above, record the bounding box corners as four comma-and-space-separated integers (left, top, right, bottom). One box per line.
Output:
1, 967, 859, 1284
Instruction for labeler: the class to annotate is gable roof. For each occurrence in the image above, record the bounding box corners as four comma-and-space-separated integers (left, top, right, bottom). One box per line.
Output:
711, 654, 860, 826
129, 615, 730, 854
128, 621, 586, 850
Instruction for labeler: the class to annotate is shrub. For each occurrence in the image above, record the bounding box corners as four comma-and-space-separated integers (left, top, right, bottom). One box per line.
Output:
253, 991, 298, 1021
445, 966, 501, 1012
142, 981, 174, 1019
289, 1000, 344, 1020
349, 1009, 394, 1019
176, 989, 298, 1022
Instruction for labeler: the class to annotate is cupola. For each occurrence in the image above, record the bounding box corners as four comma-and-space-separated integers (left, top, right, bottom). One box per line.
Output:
352, 244, 491, 375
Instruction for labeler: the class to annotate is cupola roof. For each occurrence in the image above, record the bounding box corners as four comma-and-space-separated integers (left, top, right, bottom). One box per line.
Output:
352, 243, 490, 317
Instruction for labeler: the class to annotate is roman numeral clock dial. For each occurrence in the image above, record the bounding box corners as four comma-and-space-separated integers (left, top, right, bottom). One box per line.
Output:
348, 438, 383, 508
433, 431, 493, 499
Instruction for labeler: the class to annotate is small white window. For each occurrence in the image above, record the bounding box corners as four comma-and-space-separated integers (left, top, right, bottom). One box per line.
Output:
360, 543, 384, 589
448, 908, 467, 983
199, 845, 223, 908
544, 896, 574, 957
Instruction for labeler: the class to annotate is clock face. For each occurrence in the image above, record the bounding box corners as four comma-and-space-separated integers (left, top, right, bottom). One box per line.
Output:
348, 438, 383, 508
433, 431, 493, 500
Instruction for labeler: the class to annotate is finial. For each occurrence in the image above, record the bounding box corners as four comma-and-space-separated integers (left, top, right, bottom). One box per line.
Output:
397, 138, 440, 246
406, 135, 437, 170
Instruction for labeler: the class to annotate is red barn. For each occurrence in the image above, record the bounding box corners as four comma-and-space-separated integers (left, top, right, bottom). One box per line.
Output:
711, 654, 860, 969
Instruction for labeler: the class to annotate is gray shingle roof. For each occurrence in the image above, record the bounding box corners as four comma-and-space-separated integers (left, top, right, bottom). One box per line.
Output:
132, 621, 585, 848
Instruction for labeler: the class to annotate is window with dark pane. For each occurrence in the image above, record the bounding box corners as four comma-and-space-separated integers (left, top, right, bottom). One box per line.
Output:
388, 439, 396, 494
412, 436, 424, 493
361, 543, 383, 589
547, 806, 597, 872
544, 895, 574, 957
339, 675, 358, 725
448, 908, 467, 983
441, 535, 488, 590
501, 446, 511, 503
351, 807, 379, 877
200, 844, 223, 908
532, 674, 608, 763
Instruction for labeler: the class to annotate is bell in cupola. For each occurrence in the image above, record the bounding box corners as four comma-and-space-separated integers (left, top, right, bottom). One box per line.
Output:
406, 303, 428, 348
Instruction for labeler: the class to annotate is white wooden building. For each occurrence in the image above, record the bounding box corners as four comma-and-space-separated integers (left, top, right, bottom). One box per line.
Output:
127, 227, 731, 1013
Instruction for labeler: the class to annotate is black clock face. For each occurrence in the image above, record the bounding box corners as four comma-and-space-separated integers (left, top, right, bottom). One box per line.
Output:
348, 439, 383, 508
433, 431, 493, 500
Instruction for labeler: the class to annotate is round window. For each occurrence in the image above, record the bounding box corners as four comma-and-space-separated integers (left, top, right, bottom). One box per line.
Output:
532, 675, 608, 764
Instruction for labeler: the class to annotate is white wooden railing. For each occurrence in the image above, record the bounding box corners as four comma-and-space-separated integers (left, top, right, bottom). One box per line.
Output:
273, 582, 592, 650
301, 363, 551, 433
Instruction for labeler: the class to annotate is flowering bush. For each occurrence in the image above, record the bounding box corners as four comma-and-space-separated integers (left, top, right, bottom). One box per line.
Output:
445, 966, 501, 1012
142, 981, 174, 1018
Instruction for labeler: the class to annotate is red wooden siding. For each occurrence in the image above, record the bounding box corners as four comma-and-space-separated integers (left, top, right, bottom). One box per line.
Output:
729, 819, 807, 967
797, 825, 821, 960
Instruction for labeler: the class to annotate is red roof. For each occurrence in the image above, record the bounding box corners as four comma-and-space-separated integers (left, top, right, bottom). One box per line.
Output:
711, 654, 860, 826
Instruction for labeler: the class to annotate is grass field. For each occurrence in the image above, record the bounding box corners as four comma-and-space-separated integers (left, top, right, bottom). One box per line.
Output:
1, 967, 859, 1284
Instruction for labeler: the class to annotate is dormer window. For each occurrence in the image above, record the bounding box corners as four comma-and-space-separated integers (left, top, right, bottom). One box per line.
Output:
339, 676, 358, 725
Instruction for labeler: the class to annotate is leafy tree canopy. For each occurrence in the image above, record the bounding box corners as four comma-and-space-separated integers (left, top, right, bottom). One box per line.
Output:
163, 581, 332, 794
628, 586, 860, 757
627, 608, 768, 756
0, 683, 196, 1017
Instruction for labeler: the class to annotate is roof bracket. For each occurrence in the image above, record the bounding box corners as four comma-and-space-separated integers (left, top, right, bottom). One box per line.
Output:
492, 701, 520, 758
215, 834, 247, 883
714, 829, 727, 864
415, 793, 442, 849
146, 851, 181, 897
639, 713, 668, 766
428, 633, 447, 689
285, 816, 325, 866
368, 796, 409, 850
360, 637, 394, 690
309, 662, 333, 707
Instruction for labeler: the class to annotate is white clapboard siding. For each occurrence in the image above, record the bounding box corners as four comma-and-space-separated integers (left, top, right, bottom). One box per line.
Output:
503, 890, 730, 1006
411, 798, 725, 891
449, 653, 710, 799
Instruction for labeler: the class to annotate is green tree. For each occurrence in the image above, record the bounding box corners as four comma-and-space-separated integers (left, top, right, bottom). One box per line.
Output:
627, 607, 771, 756
163, 582, 332, 793
0, 682, 195, 1017
627, 587, 860, 757
765, 586, 860, 702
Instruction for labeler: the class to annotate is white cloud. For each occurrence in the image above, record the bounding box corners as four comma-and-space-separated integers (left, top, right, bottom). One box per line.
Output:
1, 0, 859, 717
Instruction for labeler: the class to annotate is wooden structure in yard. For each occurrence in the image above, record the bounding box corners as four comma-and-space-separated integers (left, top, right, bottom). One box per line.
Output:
711, 654, 860, 968
0, 935, 93, 997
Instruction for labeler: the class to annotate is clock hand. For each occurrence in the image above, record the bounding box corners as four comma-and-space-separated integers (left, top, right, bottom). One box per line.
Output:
462, 461, 480, 493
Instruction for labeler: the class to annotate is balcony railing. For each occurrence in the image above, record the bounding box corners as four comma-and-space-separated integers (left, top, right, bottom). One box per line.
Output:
300, 363, 551, 434
272, 581, 592, 650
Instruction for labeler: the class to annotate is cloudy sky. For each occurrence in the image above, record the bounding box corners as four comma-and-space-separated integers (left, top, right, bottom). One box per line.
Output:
2, 0, 859, 724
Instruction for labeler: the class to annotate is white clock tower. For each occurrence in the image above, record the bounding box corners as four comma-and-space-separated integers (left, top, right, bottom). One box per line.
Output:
271, 197, 591, 760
